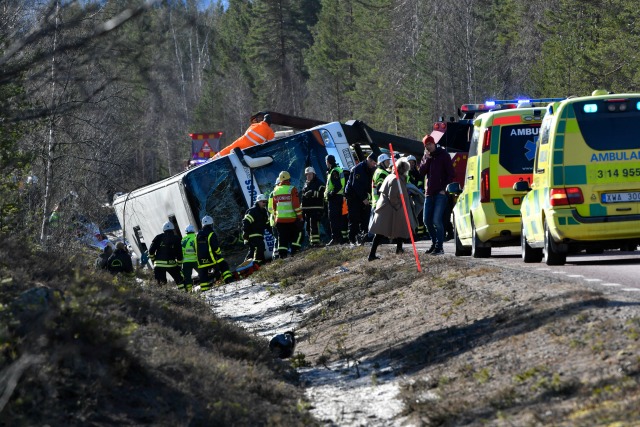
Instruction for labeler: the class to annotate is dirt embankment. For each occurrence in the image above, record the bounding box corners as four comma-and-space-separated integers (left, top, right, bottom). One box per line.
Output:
250, 245, 640, 426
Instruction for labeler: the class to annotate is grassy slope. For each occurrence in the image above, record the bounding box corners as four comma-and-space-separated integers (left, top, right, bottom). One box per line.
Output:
0, 237, 316, 426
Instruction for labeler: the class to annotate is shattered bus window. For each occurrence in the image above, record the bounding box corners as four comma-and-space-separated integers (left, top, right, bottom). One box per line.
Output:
246, 131, 329, 195
183, 157, 246, 245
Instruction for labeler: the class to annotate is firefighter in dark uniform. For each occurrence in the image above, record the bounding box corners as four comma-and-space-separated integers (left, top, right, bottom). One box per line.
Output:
107, 241, 135, 277
407, 155, 427, 239
181, 224, 198, 292
301, 166, 325, 247
196, 215, 234, 290
324, 155, 345, 246
148, 221, 184, 286
345, 152, 377, 245
242, 194, 270, 265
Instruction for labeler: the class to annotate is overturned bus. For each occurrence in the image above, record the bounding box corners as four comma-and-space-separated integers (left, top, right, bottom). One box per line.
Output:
113, 117, 423, 261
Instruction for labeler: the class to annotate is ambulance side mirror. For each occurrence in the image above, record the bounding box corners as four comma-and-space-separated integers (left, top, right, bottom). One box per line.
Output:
446, 182, 462, 195
513, 180, 531, 192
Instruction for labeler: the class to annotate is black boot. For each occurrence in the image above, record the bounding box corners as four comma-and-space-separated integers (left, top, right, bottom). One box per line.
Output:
368, 235, 381, 261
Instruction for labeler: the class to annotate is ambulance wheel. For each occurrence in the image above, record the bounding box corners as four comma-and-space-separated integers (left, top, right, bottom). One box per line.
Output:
521, 224, 542, 263
471, 220, 491, 258
543, 221, 566, 266
454, 223, 471, 257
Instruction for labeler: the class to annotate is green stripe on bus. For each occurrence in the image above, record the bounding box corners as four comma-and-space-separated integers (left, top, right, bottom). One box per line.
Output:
553, 166, 564, 186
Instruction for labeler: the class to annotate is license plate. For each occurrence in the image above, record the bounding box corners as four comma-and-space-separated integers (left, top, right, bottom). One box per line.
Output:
601, 191, 640, 203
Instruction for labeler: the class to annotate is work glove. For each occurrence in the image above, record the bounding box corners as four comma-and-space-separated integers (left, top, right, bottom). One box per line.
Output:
327, 191, 336, 200
304, 191, 312, 198
242, 232, 249, 241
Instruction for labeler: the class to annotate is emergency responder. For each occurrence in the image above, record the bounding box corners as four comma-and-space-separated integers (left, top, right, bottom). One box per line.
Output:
345, 152, 377, 245
271, 171, 303, 258
407, 155, 427, 239
301, 167, 325, 247
181, 224, 198, 292
196, 215, 234, 290
324, 155, 345, 246
372, 153, 392, 206
242, 194, 270, 265
107, 242, 135, 277
213, 114, 274, 159
148, 222, 184, 286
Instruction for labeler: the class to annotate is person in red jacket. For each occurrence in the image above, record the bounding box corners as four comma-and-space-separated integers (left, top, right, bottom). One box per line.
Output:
418, 135, 455, 255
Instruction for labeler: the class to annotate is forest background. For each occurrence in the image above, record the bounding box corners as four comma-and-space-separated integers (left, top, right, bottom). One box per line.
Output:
2, 0, 640, 246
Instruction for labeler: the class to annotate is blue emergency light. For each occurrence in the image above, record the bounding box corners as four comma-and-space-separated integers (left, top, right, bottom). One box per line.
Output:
583, 104, 598, 113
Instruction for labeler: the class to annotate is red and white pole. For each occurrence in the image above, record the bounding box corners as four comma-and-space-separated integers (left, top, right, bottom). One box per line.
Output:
388, 143, 422, 272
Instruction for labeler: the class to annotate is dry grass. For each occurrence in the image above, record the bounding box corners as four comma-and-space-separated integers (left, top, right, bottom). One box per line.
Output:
0, 236, 317, 426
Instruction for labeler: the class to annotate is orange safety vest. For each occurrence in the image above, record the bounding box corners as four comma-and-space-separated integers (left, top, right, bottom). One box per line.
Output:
342, 198, 348, 215
213, 121, 275, 159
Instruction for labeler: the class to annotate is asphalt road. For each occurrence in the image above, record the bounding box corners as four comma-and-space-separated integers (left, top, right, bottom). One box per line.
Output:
410, 239, 640, 298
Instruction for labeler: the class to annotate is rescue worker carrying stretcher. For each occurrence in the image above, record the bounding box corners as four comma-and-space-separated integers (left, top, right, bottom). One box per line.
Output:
196, 215, 234, 290
149, 222, 184, 287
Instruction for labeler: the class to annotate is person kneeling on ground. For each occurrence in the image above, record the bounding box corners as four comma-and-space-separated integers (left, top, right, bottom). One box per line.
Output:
107, 242, 135, 277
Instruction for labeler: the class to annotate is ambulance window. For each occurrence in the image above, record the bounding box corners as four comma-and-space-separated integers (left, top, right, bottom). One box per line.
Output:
499, 124, 540, 174
468, 128, 480, 157
574, 99, 640, 150
539, 118, 551, 145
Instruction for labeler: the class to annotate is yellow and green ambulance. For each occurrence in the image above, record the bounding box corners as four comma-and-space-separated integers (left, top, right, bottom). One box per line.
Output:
448, 99, 561, 258
516, 91, 640, 265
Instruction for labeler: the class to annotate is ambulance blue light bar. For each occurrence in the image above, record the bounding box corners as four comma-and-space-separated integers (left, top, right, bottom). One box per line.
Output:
460, 98, 563, 114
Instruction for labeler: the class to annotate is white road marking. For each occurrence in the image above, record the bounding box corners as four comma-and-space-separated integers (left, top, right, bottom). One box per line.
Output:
537, 268, 551, 271
584, 278, 602, 282
552, 271, 567, 274
567, 275, 584, 278
600, 283, 621, 287
621, 288, 640, 292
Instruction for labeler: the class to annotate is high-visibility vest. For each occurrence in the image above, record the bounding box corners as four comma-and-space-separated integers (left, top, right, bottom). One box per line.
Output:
213, 121, 275, 159
272, 184, 300, 223
324, 166, 345, 199
372, 167, 390, 204
181, 233, 197, 263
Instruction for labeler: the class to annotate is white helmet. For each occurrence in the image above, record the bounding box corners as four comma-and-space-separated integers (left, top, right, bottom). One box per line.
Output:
304, 166, 316, 174
407, 155, 417, 162
201, 215, 213, 226
256, 194, 268, 202
378, 153, 391, 164
163, 221, 174, 232
185, 224, 195, 233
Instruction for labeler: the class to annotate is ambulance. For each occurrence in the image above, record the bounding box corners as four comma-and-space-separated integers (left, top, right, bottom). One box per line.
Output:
516, 91, 640, 265
447, 99, 562, 257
